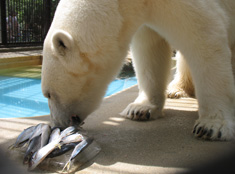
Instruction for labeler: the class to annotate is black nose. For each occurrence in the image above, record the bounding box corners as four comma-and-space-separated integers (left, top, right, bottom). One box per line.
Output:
70, 115, 81, 126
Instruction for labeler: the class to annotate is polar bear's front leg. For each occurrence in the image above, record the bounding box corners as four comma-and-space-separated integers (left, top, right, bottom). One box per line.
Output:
167, 51, 195, 98
120, 26, 171, 120
186, 46, 235, 140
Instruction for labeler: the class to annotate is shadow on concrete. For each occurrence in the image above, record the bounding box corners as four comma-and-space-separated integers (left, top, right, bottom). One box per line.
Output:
84, 109, 231, 168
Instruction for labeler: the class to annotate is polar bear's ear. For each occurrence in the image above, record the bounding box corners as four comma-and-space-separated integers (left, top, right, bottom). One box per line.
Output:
51, 30, 74, 56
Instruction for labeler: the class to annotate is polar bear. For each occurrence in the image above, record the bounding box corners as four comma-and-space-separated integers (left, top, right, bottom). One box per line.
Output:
42, 0, 235, 141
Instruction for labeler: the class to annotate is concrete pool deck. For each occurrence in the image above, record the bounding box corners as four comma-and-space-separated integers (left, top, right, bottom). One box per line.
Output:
0, 85, 234, 174
0, 48, 234, 173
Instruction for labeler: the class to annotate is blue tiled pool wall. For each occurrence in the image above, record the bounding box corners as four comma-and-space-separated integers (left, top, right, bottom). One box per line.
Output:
0, 76, 137, 118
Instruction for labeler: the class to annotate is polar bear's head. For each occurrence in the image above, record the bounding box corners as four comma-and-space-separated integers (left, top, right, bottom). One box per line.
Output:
41, 0, 128, 127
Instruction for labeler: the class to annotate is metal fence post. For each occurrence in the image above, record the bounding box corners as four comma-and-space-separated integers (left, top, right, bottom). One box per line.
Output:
1, 0, 7, 44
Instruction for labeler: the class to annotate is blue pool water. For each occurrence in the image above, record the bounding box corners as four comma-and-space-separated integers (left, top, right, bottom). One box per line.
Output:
0, 76, 137, 118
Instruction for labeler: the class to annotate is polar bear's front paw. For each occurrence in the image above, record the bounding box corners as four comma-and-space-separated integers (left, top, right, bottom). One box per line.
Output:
120, 102, 162, 121
192, 118, 235, 141
167, 88, 188, 99
167, 81, 188, 98
167, 79, 194, 98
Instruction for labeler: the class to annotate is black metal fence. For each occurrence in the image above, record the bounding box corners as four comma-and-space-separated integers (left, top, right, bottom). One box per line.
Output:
0, 0, 60, 47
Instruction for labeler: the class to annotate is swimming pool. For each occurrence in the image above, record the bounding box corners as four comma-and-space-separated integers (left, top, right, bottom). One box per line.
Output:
0, 76, 137, 118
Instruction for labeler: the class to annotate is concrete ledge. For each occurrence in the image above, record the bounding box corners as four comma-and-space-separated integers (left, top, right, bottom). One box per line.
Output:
0, 56, 42, 69
0, 49, 42, 69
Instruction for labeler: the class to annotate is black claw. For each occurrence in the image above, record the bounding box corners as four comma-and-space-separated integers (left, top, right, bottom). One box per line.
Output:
130, 114, 134, 120
198, 128, 206, 138
206, 129, 213, 138
136, 111, 139, 116
139, 112, 143, 117
218, 131, 222, 139
196, 127, 202, 134
193, 124, 199, 134
146, 111, 150, 119
202, 128, 208, 136
130, 111, 135, 120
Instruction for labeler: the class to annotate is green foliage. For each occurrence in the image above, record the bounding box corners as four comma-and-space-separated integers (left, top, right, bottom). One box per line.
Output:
6, 0, 59, 42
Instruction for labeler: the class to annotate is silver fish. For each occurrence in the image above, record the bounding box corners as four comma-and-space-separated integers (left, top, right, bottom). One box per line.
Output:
30, 123, 51, 148
40, 124, 51, 147
61, 133, 83, 145
23, 135, 41, 164
28, 126, 76, 170
47, 132, 83, 158
62, 137, 93, 171
49, 128, 60, 143
9, 125, 36, 149
28, 123, 45, 139
60, 126, 76, 137
47, 142, 79, 158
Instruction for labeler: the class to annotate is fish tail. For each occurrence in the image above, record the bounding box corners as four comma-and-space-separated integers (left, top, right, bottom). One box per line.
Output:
62, 161, 71, 172
66, 131, 75, 137
55, 143, 61, 149
22, 141, 29, 148
8, 144, 15, 150
60, 126, 76, 138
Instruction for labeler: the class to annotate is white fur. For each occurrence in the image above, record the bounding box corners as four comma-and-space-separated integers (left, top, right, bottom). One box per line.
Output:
168, 51, 195, 98
42, 0, 235, 140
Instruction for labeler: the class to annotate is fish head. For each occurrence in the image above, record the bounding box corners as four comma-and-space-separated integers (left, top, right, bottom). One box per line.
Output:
23, 152, 33, 165
28, 153, 36, 170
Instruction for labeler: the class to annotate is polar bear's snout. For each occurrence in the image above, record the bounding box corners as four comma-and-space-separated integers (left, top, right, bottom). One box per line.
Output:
42, 89, 82, 127
48, 102, 84, 128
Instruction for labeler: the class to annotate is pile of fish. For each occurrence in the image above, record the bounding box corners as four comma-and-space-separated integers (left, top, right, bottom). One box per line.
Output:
9, 123, 93, 172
